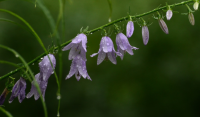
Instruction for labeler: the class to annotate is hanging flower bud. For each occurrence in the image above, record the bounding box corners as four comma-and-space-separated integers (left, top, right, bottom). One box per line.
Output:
193, 1, 199, 10
166, 9, 173, 20
0, 88, 10, 105
126, 21, 134, 38
9, 77, 26, 103
158, 19, 169, 34
142, 26, 149, 45
188, 12, 195, 25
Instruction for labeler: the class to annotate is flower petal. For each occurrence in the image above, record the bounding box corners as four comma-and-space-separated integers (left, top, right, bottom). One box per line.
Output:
97, 50, 106, 65
101, 36, 113, 53
62, 43, 73, 51
108, 51, 116, 64
68, 44, 79, 60
66, 59, 78, 79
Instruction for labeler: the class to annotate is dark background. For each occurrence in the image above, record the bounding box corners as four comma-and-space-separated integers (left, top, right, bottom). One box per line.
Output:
0, 0, 200, 117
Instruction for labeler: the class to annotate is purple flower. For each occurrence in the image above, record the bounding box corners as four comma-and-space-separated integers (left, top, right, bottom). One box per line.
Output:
166, 10, 173, 20
26, 73, 47, 100
0, 89, 9, 105
158, 19, 169, 34
116, 33, 138, 60
142, 26, 149, 45
9, 78, 26, 103
39, 54, 56, 81
62, 33, 87, 61
27, 54, 56, 100
91, 36, 121, 65
126, 21, 134, 38
66, 55, 91, 81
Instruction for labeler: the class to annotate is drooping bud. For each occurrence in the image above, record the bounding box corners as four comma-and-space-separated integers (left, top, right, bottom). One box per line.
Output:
0, 88, 10, 105
126, 21, 134, 38
142, 26, 149, 45
158, 19, 169, 34
166, 10, 173, 20
193, 1, 199, 10
188, 12, 195, 25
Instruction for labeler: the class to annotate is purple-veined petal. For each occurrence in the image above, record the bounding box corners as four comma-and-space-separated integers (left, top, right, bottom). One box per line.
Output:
118, 47, 124, 60
158, 19, 169, 34
97, 50, 106, 65
108, 51, 116, 64
72, 34, 87, 52
80, 46, 87, 61
39, 54, 56, 81
66, 59, 78, 79
116, 33, 127, 50
101, 36, 113, 53
68, 44, 79, 60
62, 43, 73, 51
9, 78, 26, 103
126, 21, 134, 38
142, 26, 149, 45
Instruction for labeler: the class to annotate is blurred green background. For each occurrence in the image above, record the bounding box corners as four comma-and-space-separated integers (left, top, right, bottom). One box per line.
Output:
0, 0, 200, 117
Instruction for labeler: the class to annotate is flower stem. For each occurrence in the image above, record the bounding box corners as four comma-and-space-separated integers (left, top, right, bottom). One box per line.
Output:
0, 0, 194, 81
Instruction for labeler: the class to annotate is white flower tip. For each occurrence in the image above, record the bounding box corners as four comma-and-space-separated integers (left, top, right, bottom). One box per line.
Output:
194, 2, 199, 10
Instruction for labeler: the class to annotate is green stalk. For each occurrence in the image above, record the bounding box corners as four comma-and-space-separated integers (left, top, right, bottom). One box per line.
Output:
0, 107, 13, 117
0, 0, 194, 81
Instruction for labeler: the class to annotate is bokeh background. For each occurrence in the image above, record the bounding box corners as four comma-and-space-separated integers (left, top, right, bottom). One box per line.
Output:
0, 0, 200, 117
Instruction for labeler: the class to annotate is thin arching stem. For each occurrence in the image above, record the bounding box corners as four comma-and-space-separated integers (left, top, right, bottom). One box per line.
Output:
0, 0, 194, 81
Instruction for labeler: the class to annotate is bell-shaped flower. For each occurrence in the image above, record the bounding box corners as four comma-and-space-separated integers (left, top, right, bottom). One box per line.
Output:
26, 73, 48, 100
166, 10, 173, 20
66, 55, 91, 81
142, 26, 149, 45
188, 12, 195, 25
91, 36, 122, 65
158, 19, 169, 34
126, 21, 134, 38
39, 54, 56, 81
116, 33, 138, 60
62, 33, 87, 61
9, 78, 26, 103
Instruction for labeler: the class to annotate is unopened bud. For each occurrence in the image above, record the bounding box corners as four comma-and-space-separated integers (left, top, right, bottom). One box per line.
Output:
158, 19, 169, 34
142, 26, 149, 45
126, 21, 134, 38
166, 10, 173, 20
188, 13, 195, 25
193, 1, 199, 10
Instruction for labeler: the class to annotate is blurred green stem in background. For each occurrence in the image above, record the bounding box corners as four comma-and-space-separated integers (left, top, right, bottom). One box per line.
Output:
0, 107, 13, 117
